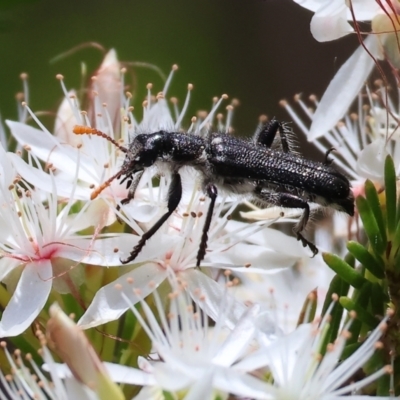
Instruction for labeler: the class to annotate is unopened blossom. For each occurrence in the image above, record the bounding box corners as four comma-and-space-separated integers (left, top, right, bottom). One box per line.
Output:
0, 305, 147, 400
46, 303, 125, 399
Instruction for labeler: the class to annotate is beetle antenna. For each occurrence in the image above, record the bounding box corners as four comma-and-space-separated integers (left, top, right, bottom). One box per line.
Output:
90, 170, 124, 200
73, 125, 128, 153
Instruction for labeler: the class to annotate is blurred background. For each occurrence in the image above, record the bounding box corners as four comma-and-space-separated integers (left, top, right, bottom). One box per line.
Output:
0, 0, 360, 152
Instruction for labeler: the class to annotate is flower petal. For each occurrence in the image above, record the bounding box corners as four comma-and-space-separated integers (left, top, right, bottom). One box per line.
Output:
183, 269, 277, 340
310, 2, 353, 41
182, 269, 246, 329
7, 152, 88, 199
0, 257, 21, 281
213, 366, 274, 399
78, 263, 167, 329
308, 35, 382, 140
212, 304, 258, 367
355, 138, 387, 182
7, 121, 96, 183
0, 260, 52, 337
103, 362, 156, 386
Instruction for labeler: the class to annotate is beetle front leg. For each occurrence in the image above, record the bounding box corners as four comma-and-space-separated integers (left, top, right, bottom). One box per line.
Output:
120, 170, 144, 206
121, 172, 182, 264
116, 170, 144, 222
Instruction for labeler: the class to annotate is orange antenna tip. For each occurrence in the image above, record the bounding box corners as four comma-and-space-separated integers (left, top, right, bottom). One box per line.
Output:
73, 125, 94, 135
72, 126, 128, 153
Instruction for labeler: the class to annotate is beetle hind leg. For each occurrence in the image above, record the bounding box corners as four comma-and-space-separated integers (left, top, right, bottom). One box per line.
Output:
254, 188, 318, 257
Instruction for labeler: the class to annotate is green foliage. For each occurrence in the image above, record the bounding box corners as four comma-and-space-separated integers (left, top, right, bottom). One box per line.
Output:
323, 155, 400, 395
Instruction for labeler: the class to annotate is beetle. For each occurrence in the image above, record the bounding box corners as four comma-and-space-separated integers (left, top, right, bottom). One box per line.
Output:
74, 120, 354, 266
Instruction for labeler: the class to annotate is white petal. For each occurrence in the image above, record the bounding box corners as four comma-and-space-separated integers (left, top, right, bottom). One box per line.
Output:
184, 370, 215, 400
182, 269, 246, 329
7, 121, 95, 183
103, 362, 156, 385
7, 152, 88, 199
355, 138, 387, 182
42, 362, 72, 378
310, 2, 353, 41
234, 323, 311, 374
293, 0, 380, 20
123, 202, 160, 223
212, 304, 258, 367
210, 242, 299, 272
0, 257, 21, 281
350, 0, 382, 20
59, 233, 172, 267
308, 35, 382, 140
0, 260, 52, 337
213, 366, 274, 399
151, 362, 194, 391
60, 235, 140, 266
55, 90, 82, 146
0, 142, 16, 185
292, 0, 323, 12
78, 263, 167, 328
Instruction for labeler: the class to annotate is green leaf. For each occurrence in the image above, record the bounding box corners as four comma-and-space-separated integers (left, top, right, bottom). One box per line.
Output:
340, 296, 380, 328
365, 179, 387, 245
385, 155, 397, 236
376, 373, 391, 396
321, 274, 350, 345
391, 220, 400, 259
344, 251, 355, 268
356, 196, 385, 255
323, 253, 367, 289
341, 342, 362, 360
347, 241, 385, 279
370, 282, 388, 317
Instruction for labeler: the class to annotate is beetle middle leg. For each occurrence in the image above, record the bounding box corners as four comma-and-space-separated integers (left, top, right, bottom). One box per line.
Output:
196, 183, 218, 267
255, 188, 318, 256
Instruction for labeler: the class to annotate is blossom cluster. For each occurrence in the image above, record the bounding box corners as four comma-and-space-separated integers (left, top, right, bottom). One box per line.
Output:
0, 1, 400, 398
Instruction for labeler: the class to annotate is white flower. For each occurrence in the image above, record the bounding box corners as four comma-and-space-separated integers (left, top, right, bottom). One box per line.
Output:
0, 340, 100, 400
293, 0, 381, 41
235, 305, 392, 399
0, 304, 138, 400
280, 85, 400, 248
77, 173, 280, 340
282, 83, 400, 186
122, 274, 273, 400
0, 144, 134, 337
293, 1, 400, 137
308, 35, 383, 139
